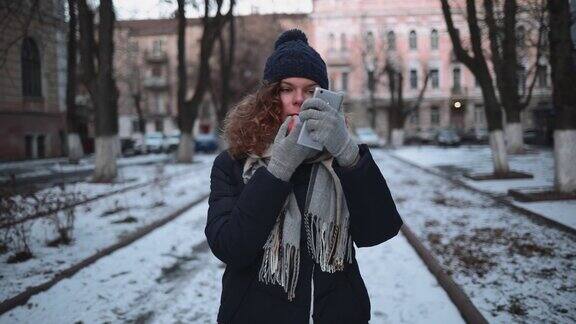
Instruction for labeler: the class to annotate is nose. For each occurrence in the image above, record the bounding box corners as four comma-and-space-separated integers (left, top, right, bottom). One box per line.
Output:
293, 89, 305, 109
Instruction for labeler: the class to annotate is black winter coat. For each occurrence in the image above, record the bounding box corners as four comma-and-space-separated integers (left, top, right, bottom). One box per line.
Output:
205, 144, 403, 324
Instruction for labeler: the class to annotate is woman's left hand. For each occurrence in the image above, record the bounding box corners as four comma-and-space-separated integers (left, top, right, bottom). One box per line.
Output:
299, 98, 359, 167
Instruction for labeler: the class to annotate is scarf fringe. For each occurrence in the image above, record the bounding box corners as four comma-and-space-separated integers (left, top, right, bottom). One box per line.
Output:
258, 216, 301, 301
304, 211, 353, 273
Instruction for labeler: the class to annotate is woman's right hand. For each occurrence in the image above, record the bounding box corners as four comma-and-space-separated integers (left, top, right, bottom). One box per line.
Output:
267, 116, 317, 182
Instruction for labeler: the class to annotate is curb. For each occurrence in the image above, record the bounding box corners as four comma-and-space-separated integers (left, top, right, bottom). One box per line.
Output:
387, 153, 576, 237
0, 193, 210, 316
400, 224, 489, 324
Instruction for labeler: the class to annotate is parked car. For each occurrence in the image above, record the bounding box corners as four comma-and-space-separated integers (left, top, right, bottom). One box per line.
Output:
195, 133, 219, 153
355, 127, 385, 147
142, 132, 166, 153
165, 134, 180, 152
120, 138, 137, 156
436, 129, 461, 146
462, 128, 488, 144
417, 128, 438, 144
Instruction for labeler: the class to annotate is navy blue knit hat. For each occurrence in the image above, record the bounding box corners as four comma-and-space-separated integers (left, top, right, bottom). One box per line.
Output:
263, 29, 329, 89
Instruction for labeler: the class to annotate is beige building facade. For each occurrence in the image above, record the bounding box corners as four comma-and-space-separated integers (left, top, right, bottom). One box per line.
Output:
115, 14, 311, 142
0, 0, 67, 160
310, 0, 553, 141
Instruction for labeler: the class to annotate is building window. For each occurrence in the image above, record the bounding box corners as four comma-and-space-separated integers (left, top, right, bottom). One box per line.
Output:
132, 119, 141, 133
155, 119, 163, 132
430, 106, 440, 126
430, 69, 439, 89
409, 30, 417, 50
340, 33, 347, 51
516, 25, 526, 49
474, 104, 485, 126
387, 31, 396, 51
152, 39, 163, 54
152, 65, 161, 77
21, 37, 42, 97
537, 65, 548, 88
430, 29, 439, 50
517, 65, 527, 95
366, 31, 375, 52
25, 135, 34, 158
341, 72, 349, 92
409, 111, 419, 125
37, 135, 45, 158
329, 33, 335, 51
410, 69, 418, 89
452, 67, 461, 91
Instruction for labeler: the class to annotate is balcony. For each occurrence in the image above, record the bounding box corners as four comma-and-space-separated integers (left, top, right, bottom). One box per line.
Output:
451, 85, 468, 97
325, 50, 350, 67
143, 76, 169, 90
145, 50, 168, 63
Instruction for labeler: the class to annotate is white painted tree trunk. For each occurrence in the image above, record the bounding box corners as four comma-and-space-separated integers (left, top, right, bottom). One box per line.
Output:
489, 130, 510, 174
554, 130, 576, 193
177, 132, 194, 163
505, 122, 525, 154
93, 135, 119, 182
67, 133, 84, 163
391, 129, 405, 147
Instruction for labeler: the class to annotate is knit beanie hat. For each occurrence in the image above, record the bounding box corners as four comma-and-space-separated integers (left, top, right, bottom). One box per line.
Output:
263, 29, 329, 89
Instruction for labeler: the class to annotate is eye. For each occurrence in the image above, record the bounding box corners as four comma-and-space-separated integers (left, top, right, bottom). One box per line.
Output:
280, 87, 292, 93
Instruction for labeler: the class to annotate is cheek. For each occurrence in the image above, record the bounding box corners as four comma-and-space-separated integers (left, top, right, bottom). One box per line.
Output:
280, 93, 291, 117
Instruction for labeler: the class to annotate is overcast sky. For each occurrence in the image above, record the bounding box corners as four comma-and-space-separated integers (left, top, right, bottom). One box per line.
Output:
114, 0, 312, 20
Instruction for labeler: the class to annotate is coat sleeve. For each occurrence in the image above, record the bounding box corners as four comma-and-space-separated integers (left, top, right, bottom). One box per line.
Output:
205, 152, 293, 269
333, 144, 403, 247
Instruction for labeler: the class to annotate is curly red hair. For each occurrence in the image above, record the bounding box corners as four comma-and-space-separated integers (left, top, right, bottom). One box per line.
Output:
223, 82, 283, 159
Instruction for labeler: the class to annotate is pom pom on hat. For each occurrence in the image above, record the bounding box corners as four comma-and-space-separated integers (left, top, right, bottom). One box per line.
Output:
274, 29, 309, 49
263, 28, 329, 89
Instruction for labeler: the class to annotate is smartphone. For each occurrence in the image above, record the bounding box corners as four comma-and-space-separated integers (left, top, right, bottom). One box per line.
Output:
297, 87, 344, 150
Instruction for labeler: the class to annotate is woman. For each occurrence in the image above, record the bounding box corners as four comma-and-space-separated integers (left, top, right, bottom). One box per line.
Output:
205, 29, 402, 324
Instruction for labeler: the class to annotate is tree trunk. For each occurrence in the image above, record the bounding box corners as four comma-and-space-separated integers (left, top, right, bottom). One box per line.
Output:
505, 122, 524, 154
177, 132, 194, 163
391, 129, 404, 147
175, 0, 186, 159
92, 0, 118, 182
441, 0, 510, 174
66, 0, 83, 163
93, 135, 119, 183
548, 0, 576, 193
177, 0, 234, 163
489, 130, 510, 174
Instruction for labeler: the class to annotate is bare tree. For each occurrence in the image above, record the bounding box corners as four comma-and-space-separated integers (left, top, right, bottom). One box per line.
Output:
209, 15, 283, 134
176, 0, 234, 163
548, 0, 576, 193
484, 0, 547, 154
78, 0, 119, 182
441, 0, 510, 174
66, 0, 84, 163
385, 61, 430, 147
213, 10, 235, 135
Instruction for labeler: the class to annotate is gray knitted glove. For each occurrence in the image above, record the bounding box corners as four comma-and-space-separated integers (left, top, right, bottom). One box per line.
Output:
299, 98, 359, 167
267, 116, 318, 182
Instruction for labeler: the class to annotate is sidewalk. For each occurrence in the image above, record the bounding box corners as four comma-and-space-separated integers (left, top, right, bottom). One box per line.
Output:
392, 145, 576, 231
0, 153, 173, 185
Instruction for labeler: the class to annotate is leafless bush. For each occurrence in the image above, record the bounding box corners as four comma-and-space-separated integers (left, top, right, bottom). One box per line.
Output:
0, 184, 85, 262
150, 163, 168, 208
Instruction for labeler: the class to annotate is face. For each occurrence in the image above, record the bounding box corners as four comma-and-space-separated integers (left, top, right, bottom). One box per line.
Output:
279, 77, 318, 123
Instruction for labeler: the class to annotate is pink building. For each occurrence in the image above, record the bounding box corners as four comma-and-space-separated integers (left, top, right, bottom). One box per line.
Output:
310, 0, 552, 142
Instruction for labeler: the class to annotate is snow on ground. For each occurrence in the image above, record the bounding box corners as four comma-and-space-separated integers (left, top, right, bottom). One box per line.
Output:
0, 200, 465, 324
393, 145, 576, 230
0, 153, 176, 183
372, 149, 576, 323
0, 154, 216, 304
